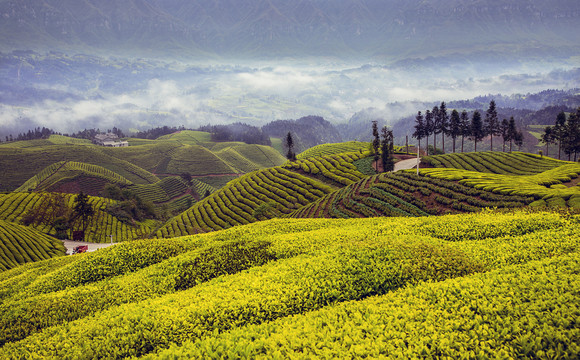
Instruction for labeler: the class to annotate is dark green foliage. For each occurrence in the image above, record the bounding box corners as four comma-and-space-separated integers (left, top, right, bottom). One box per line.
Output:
470, 110, 485, 151
372, 120, 380, 171
252, 202, 276, 220
437, 102, 449, 153
449, 109, 461, 153
285, 132, 296, 161
353, 156, 376, 175
412, 111, 425, 150
174, 240, 276, 290
484, 100, 499, 150
380, 126, 395, 172
72, 192, 94, 238
103, 184, 157, 223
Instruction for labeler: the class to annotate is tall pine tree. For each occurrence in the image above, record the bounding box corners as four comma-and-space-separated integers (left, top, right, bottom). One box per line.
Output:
372, 120, 380, 171
72, 192, 94, 241
424, 109, 433, 153
432, 105, 440, 154
470, 110, 485, 152
507, 117, 517, 153
484, 100, 499, 151
541, 126, 555, 157
285, 132, 296, 161
381, 126, 395, 172
460, 110, 470, 153
448, 109, 461, 153
500, 118, 509, 152
438, 102, 449, 153
413, 111, 425, 153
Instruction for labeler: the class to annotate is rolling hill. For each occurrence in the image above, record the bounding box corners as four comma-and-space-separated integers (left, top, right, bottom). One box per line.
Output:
0, 191, 159, 243
0, 131, 286, 191
0, 210, 578, 358
0, 141, 159, 191
0, 220, 66, 271
155, 151, 370, 237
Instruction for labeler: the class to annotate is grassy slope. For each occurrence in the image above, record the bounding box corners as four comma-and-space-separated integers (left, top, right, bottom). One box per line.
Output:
0, 192, 159, 243
419, 153, 580, 207
0, 133, 286, 192
290, 151, 580, 220
289, 171, 535, 219
14, 161, 133, 193
0, 220, 66, 271
156, 152, 367, 237
0, 211, 578, 358
297, 141, 369, 159
0, 142, 159, 191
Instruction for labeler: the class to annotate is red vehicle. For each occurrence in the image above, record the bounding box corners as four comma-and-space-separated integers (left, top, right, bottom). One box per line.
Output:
72, 245, 89, 254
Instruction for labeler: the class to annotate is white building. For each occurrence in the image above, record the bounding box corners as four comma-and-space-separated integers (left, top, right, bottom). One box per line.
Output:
93, 133, 128, 147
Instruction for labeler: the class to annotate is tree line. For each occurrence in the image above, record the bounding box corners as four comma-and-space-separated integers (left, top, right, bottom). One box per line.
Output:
412, 100, 524, 155
541, 108, 580, 161
3, 127, 56, 142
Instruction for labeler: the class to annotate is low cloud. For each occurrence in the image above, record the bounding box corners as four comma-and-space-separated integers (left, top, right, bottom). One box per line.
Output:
0, 61, 578, 139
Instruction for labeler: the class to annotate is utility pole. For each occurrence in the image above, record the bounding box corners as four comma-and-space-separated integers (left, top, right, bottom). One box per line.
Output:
417, 143, 420, 176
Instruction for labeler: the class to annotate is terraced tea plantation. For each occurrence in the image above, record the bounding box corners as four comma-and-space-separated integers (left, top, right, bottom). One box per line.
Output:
290, 172, 534, 219
420, 152, 580, 208
1, 210, 578, 358
2, 132, 580, 359
156, 151, 370, 237
0, 220, 66, 271
0, 192, 157, 243
422, 151, 565, 175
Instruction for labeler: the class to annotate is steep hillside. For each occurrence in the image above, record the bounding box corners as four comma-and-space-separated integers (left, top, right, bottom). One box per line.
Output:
297, 141, 369, 159
156, 151, 368, 236
0, 192, 158, 243
15, 161, 133, 194
422, 151, 567, 175
0, 134, 286, 192
289, 172, 533, 219
0, 142, 159, 191
0, 220, 66, 271
262, 116, 343, 153
155, 131, 212, 145
419, 153, 580, 208
0, 211, 578, 358
129, 176, 215, 216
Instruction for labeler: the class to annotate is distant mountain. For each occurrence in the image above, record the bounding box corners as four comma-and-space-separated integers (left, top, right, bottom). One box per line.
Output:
262, 116, 342, 153
1, 0, 579, 61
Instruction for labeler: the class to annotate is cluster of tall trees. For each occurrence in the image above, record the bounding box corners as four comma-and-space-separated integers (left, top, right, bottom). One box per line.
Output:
21, 192, 94, 240
542, 108, 580, 161
371, 120, 395, 172
133, 126, 183, 139
67, 127, 126, 140
413, 100, 523, 154
3, 127, 56, 142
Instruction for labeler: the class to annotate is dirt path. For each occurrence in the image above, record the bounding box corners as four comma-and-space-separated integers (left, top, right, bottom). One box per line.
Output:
61, 240, 117, 255
394, 158, 421, 172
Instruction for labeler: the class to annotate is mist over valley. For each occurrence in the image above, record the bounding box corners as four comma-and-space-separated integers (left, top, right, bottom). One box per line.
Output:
1, 0, 579, 143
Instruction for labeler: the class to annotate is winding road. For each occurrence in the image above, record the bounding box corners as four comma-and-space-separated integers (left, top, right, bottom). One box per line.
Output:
394, 157, 421, 172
